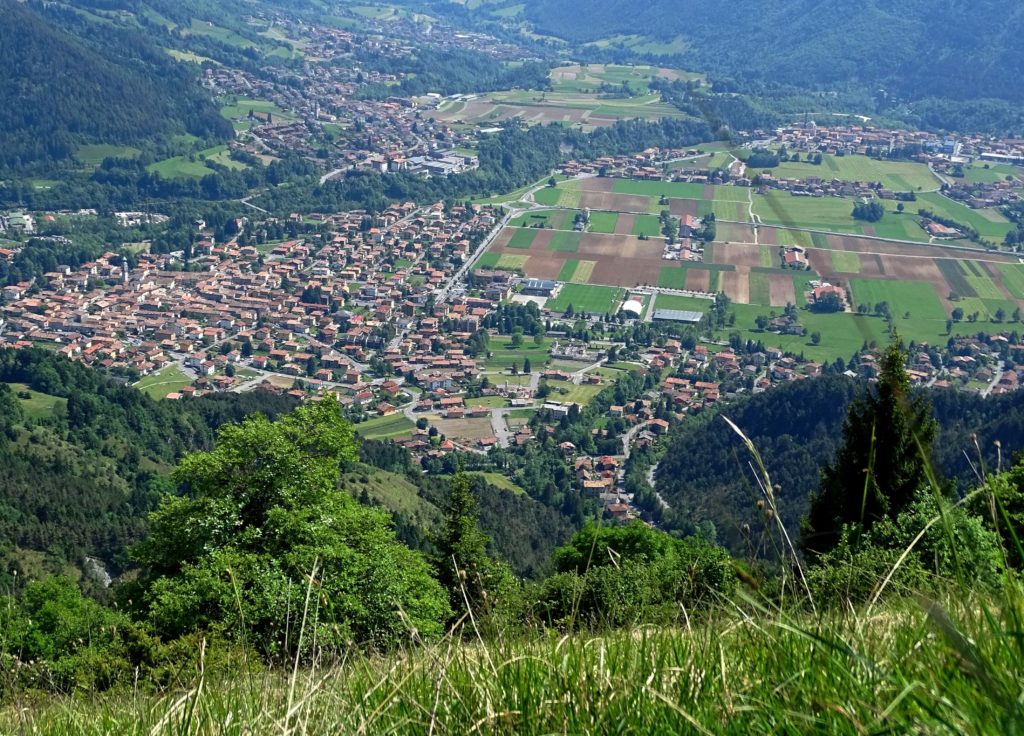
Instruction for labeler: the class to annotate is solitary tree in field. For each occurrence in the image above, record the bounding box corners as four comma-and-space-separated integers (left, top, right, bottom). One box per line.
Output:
802, 339, 939, 558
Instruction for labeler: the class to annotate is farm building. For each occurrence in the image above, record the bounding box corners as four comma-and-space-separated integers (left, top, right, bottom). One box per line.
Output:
522, 279, 557, 296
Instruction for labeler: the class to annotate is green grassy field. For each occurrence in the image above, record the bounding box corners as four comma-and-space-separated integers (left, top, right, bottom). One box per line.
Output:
548, 231, 581, 253
219, 96, 295, 123
959, 162, 1022, 185
557, 260, 580, 281
134, 365, 192, 400
631, 214, 663, 237
587, 211, 619, 233
654, 294, 714, 312
16, 585, 1022, 736
483, 336, 551, 371
509, 210, 569, 229
548, 383, 605, 406
6, 383, 67, 419
354, 413, 415, 440
75, 144, 141, 167
346, 465, 439, 524
613, 179, 705, 199
547, 284, 624, 314
830, 251, 862, 273
471, 472, 526, 495
915, 192, 1014, 241
997, 264, 1024, 299
507, 229, 538, 249
754, 154, 941, 192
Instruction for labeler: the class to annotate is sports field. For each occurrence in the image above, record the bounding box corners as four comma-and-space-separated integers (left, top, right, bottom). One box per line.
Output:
546, 284, 625, 314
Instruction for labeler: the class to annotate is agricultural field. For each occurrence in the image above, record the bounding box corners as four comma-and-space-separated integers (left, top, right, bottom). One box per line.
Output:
510, 210, 570, 229
751, 154, 941, 193
354, 413, 415, 440
955, 162, 1022, 185
431, 64, 693, 130
219, 96, 295, 125
546, 283, 625, 314
134, 365, 192, 400
587, 211, 619, 233
75, 144, 140, 167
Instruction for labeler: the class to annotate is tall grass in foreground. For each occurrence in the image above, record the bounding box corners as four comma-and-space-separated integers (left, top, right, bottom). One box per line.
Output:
3, 583, 1022, 735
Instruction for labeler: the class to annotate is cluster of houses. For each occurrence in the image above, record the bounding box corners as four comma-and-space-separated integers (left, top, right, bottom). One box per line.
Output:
0, 201, 505, 407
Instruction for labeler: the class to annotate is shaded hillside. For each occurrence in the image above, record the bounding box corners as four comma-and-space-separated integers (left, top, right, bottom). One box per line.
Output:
518, 0, 1024, 106
656, 376, 1024, 554
0, 349, 297, 578
0, 0, 231, 172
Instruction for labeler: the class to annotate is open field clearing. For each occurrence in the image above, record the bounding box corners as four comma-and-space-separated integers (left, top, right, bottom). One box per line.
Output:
75, 144, 140, 167
487, 228, 681, 286
134, 365, 192, 400
547, 283, 625, 314
6, 383, 67, 419
751, 154, 942, 192
355, 414, 415, 440
430, 87, 683, 129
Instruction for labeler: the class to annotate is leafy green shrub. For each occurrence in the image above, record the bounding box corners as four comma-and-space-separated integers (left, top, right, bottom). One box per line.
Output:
131, 400, 451, 658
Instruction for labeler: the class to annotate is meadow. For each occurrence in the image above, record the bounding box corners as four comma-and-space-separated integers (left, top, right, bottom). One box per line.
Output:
9, 588, 1022, 735
753, 153, 942, 192
134, 365, 192, 400
353, 413, 415, 440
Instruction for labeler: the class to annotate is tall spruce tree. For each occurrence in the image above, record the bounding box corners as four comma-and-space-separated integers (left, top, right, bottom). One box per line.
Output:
433, 471, 512, 627
802, 339, 939, 558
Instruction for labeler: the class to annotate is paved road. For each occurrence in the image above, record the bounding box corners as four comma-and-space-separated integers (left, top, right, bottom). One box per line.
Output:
983, 360, 1006, 398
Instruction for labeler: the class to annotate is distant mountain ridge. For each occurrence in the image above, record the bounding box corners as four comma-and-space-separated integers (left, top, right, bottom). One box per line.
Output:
517, 0, 1024, 105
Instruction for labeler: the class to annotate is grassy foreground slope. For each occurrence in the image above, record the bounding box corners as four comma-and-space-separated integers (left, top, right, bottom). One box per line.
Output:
7, 588, 1022, 734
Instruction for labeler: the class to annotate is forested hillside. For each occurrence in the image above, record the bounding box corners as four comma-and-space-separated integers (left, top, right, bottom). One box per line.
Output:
516, 0, 1024, 107
656, 375, 1024, 554
0, 350, 572, 587
0, 0, 231, 173
0, 350, 298, 582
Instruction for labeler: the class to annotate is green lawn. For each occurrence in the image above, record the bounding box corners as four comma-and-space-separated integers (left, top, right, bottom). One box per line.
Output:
996, 264, 1024, 299
548, 231, 581, 253
354, 414, 415, 440
471, 472, 525, 495
613, 180, 705, 199
830, 251, 862, 274
753, 154, 940, 192
547, 284, 624, 315
587, 211, 619, 234
134, 365, 192, 399
631, 214, 663, 237
549, 383, 605, 406
483, 336, 551, 370
509, 210, 569, 230
75, 144, 141, 167
7, 383, 67, 419
507, 229, 538, 249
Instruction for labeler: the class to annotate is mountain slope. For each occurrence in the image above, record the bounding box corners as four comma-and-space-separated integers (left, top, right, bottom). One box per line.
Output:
656, 375, 1024, 554
0, 0, 231, 173
516, 0, 1024, 105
